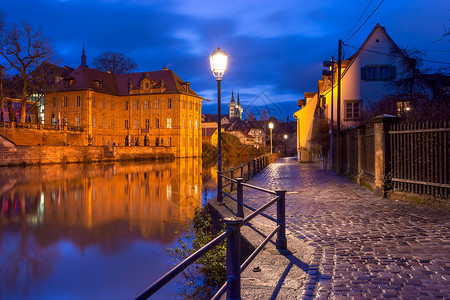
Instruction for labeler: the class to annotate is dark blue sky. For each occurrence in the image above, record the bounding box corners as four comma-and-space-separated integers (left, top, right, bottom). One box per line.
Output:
1, 0, 449, 121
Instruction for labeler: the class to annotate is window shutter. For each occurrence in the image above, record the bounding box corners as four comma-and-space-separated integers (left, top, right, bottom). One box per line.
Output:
390, 66, 396, 79
361, 67, 367, 80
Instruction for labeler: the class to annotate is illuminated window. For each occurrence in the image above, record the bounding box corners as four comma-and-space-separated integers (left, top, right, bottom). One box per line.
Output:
76, 116, 80, 127
195, 120, 198, 130
92, 117, 96, 128
189, 119, 192, 129
167, 118, 172, 129
396, 101, 411, 115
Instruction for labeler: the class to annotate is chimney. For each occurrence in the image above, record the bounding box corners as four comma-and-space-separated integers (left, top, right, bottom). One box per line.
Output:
163, 67, 168, 70
107, 70, 112, 74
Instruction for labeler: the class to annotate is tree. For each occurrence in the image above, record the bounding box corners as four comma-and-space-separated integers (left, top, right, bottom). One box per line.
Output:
0, 12, 56, 123
92, 52, 137, 74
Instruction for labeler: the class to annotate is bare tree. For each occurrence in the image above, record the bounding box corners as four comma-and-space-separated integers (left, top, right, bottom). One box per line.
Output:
0, 12, 56, 123
92, 52, 137, 74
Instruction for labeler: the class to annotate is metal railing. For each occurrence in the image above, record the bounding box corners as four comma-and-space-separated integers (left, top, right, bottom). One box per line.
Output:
135, 154, 285, 300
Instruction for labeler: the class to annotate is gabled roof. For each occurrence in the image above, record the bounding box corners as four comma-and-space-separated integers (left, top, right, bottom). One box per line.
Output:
51, 66, 201, 98
342, 23, 404, 78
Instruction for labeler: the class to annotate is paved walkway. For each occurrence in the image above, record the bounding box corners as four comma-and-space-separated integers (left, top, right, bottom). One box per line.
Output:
243, 157, 450, 299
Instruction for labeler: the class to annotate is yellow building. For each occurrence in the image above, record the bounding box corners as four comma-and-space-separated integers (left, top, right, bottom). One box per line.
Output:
45, 66, 203, 157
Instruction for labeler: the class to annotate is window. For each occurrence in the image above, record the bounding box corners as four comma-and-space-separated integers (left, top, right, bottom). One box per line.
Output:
361, 65, 396, 81
102, 118, 106, 129
155, 118, 160, 129
195, 103, 198, 111
63, 117, 67, 125
111, 119, 115, 129
168, 98, 172, 109
379, 66, 390, 80
63, 96, 68, 107
182, 118, 185, 128
51, 114, 56, 125
92, 96, 96, 108
168, 137, 172, 147
182, 100, 185, 109
92, 117, 96, 128
167, 118, 172, 129
134, 100, 139, 110
396, 101, 412, 115
111, 100, 114, 110
76, 96, 81, 107
145, 119, 150, 129
102, 98, 106, 109
76, 116, 80, 127
195, 120, 198, 130
366, 67, 377, 80
134, 119, 139, 129
125, 101, 129, 110
154, 99, 159, 109
125, 119, 129, 129
144, 100, 149, 110
189, 119, 192, 129
145, 82, 149, 89
189, 101, 192, 110
345, 100, 361, 120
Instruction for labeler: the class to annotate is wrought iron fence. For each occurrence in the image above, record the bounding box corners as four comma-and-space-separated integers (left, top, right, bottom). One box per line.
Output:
389, 120, 449, 198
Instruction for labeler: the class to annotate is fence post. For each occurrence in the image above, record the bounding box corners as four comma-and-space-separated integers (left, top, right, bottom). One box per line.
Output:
357, 125, 365, 185
224, 217, 242, 300
252, 159, 256, 176
275, 190, 287, 250
240, 165, 243, 178
236, 178, 244, 218
230, 169, 234, 192
247, 161, 251, 181
372, 115, 400, 197
218, 171, 223, 203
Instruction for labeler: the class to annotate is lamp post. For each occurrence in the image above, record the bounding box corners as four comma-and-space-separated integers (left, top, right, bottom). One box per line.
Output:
323, 57, 335, 170
268, 122, 274, 155
283, 134, 288, 157
210, 47, 228, 203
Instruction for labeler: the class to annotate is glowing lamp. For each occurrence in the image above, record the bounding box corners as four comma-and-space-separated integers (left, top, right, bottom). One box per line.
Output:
209, 47, 228, 79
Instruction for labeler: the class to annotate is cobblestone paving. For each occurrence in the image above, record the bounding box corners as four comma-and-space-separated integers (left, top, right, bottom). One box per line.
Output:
243, 157, 450, 299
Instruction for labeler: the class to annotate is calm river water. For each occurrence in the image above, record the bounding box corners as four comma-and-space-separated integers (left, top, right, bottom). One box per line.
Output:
0, 159, 209, 300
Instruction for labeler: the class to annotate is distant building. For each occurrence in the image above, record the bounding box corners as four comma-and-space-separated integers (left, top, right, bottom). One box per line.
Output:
201, 113, 229, 144
44, 50, 203, 157
228, 91, 243, 120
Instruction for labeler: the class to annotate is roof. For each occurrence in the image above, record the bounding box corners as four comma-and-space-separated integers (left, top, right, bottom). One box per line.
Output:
50, 66, 201, 98
342, 23, 404, 78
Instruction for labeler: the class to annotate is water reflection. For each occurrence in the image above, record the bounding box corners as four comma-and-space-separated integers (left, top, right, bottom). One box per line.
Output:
0, 159, 202, 300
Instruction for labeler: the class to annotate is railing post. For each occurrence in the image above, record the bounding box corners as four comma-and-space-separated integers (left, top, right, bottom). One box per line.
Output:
252, 159, 256, 176
236, 178, 244, 218
240, 165, 243, 178
224, 217, 242, 300
218, 171, 223, 203
230, 169, 234, 192
275, 190, 287, 250
247, 161, 251, 181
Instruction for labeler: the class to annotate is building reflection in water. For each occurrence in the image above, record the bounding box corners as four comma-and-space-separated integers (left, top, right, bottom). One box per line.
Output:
0, 158, 202, 299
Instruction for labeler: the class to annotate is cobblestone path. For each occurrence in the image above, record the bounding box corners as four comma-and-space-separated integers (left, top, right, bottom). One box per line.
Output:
243, 157, 450, 299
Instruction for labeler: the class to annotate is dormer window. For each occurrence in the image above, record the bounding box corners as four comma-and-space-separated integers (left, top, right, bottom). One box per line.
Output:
145, 82, 149, 89
94, 79, 103, 89
64, 77, 74, 88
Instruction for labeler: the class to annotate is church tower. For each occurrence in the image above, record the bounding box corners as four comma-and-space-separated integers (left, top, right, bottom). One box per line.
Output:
80, 44, 88, 67
228, 90, 243, 120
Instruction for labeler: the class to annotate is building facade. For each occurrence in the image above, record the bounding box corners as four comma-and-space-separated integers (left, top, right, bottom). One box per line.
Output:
45, 66, 203, 157
228, 91, 243, 120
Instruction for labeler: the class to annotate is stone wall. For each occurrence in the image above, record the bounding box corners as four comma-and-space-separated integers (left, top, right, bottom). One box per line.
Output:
0, 135, 175, 166
0, 125, 87, 146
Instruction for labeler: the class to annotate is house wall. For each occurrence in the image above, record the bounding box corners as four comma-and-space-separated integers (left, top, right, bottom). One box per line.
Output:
44, 90, 202, 158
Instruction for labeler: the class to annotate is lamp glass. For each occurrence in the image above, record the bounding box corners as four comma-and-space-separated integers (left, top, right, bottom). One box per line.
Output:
284, 134, 288, 139
209, 47, 228, 78
268, 122, 274, 129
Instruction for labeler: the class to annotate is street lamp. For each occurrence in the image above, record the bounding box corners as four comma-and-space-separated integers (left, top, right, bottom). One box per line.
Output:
268, 122, 274, 155
210, 47, 228, 203
284, 134, 288, 157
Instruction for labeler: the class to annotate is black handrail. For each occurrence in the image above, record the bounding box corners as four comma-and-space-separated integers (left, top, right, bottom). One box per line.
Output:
135, 153, 284, 300
135, 228, 233, 299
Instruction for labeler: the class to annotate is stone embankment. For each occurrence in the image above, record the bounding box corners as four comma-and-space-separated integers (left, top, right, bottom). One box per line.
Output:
0, 135, 175, 166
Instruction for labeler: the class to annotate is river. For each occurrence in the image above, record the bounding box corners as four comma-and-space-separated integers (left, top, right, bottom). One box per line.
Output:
0, 159, 206, 300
